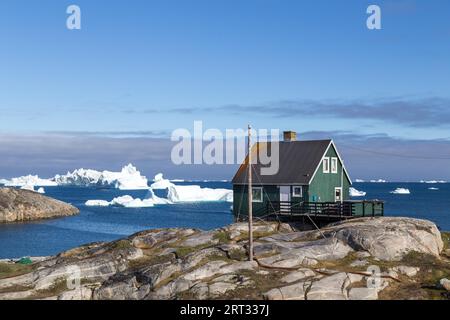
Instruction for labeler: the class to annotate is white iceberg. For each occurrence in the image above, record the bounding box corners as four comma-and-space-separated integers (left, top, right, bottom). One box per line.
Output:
420, 180, 447, 184
54, 164, 148, 190
85, 189, 172, 208
86, 172, 233, 207
168, 184, 233, 202
2, 175, 57, 187
85, 200, 111, 207
370, 179, 387, 183
354, 179, 365, 183
151, 173, 233, 203
428, 187, 439, 191
349, 187, 366, 197
151, 173, 175, 190
19, 185, 46, 194
390, 188, 410, 195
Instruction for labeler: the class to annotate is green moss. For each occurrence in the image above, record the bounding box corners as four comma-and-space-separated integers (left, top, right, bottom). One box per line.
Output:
441, 232, 450, 251
213, 231, 231, 244
175, 246, 197, 258
30, 278, 70, 299
113, 240, 133, 250
131, 254, 175, 269
228, 249, 248, 261
216, 269, 288, 300
0, 262, 33, 280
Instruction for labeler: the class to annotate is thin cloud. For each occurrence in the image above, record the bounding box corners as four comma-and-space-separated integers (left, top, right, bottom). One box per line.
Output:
0, 131, 450, 181
144, 97, 450, 128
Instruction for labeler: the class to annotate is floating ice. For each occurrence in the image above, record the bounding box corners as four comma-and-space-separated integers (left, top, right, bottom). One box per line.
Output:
86, 172, 233, 207
428, 187, 439, 191
54, 164, 148, 190
18, 185, 46, 194
354, 179, 365, 183
20, 184, 36, 192
151, 174, 233, 203
349, 187, 366, 197
151, 173, 175, 190
390, 188, 410, 195
420, 180, 447, 184
370, 179, 387, 183
85, 189, 172, 208
168, 185, 233, 202
85, 200, 110, 207
2, 175, 57, 187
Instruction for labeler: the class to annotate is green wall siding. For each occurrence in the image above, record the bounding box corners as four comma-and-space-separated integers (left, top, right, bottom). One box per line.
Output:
308, 144, 351, 202
233, 184, 309, 217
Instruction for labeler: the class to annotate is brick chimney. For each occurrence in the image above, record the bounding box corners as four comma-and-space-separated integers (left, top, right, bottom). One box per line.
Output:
283, 131, 297, 142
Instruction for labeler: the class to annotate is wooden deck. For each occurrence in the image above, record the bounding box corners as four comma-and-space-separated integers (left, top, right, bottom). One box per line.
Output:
265, 200, 384, 220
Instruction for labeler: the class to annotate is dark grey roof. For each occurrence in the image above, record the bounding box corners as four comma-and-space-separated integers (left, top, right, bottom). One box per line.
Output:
232, 139, 332, 185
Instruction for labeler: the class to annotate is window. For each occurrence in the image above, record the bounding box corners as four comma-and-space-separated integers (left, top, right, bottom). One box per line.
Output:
292, 186, 303, 197
331, 157, 338, 174
335, 187, 342, 202
252, 187, 263, 203
323, 157, 330, 173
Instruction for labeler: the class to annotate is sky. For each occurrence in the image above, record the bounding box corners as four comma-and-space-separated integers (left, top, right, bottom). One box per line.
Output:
1, 0, 450, 181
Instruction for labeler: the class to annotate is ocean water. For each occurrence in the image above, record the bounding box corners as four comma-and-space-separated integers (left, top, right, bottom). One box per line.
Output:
0, 182, 448, 259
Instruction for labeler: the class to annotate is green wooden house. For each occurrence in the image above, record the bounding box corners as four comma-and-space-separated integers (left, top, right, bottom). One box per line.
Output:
232, 132, 383, 221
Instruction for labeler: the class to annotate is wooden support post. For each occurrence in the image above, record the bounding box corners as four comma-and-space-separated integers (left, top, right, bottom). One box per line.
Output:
247, 125, 253, 261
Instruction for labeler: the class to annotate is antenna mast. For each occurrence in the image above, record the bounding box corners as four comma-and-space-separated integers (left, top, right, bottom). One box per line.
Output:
247, 125, 253, 261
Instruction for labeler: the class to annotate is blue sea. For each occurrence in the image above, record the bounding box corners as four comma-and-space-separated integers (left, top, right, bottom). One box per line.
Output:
0, 182, 449, 259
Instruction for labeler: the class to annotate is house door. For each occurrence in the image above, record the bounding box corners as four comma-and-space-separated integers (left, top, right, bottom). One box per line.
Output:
279, 186, 291, 213
335, 187, 342, 202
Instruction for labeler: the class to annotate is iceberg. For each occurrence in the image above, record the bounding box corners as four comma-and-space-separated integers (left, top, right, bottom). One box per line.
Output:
151, 173, 175, 190
54, 164, 149, 190
428, 187, 439, 191
390, 188, 410, 195
168, 185, 233, 202
19, 185, 46, 194
370, 179, 387, 183
85, 200, 110, 207
86, 173, 233, 207
420, 180, 447, 184
2, 175, 57, 187
354, 179, 365, 183
349, 187, 366, 197
85, 189, 172, 208
151, 173, 233, 203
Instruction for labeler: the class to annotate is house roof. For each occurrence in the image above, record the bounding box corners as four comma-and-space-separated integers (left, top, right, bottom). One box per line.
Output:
231, 139, 351, 185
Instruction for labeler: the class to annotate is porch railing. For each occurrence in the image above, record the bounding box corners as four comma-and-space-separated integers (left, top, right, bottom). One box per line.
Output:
266, 200, 384, 218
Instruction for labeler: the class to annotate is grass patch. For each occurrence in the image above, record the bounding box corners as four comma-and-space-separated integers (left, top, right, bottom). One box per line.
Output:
441, 232, 450, 251
129, 254, 175, 270
378, 251, 450, 300
228, 248, 248, 261
213, 231, 231, 244
30, 278, 70, 299
113, 240, 133, 250
216, 269, 287, 300
0, 262, 33, 280
175, 246, 197, 258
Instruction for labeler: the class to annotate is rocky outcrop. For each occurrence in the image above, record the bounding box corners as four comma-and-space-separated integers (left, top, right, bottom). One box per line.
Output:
319, 217, 444, 261
0, 188, 79, 223
0, 217, 447, 300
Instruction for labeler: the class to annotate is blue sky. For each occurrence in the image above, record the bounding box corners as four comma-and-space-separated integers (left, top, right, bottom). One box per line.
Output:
1, 0, 450, 180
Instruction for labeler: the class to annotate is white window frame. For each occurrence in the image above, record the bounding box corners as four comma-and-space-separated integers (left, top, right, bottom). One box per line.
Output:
252, 187, 263, 203
292, 186, 303, 197
335, 187, 343, 202
331, 157, 338, 174
323, 157, 330, 173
